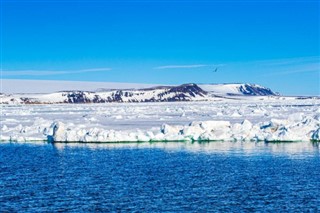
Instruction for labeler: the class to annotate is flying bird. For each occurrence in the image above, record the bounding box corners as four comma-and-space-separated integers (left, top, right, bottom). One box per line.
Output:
213, 67, 218, 72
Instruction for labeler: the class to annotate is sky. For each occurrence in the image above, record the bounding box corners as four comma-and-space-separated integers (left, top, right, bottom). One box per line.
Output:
1, 0, 320, 95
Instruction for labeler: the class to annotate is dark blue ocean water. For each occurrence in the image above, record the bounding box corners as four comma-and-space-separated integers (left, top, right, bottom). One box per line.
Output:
0, 142, 319, 212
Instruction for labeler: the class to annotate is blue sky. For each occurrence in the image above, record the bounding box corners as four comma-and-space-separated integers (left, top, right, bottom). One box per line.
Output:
2, 0, 319, 95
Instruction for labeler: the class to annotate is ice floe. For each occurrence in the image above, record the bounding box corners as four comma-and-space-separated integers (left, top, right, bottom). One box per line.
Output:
1, 100, 319, 142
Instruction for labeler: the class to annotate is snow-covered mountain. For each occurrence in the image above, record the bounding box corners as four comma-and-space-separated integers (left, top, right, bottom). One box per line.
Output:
198, 83, 277, 96
0, 83, 278, 104
1, 84, 209, 104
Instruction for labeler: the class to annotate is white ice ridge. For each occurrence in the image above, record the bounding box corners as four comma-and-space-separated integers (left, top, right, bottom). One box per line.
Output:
40, 116, 320, 142
1, 100, 319, 142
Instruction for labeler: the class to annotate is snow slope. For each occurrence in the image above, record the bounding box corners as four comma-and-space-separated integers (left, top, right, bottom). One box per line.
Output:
199, 83, 277, 96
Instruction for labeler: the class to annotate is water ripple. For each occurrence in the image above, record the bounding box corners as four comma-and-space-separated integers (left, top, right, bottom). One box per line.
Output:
0, 142, 319, 212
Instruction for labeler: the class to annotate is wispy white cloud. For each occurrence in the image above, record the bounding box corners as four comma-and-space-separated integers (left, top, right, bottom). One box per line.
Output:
154, 64, 208, 69
1, 67, 112, 76
262, 68, 319, 78
267, 64, 319, 76
239, 56, 319, 67
258, 56, 320, 76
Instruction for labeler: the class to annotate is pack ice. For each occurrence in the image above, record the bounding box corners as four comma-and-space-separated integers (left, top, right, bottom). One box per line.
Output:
1, 99, 319, 142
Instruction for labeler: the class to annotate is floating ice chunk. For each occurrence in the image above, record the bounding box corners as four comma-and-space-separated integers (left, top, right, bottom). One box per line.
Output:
252, 109, 264, 115
161, 124, 180, 135
114, 115, 123, 120
288, 113, 305, 123
231, 111, 241, 117
191, 120, 231, 130
87, 117, 98, 122
231, 120, 256, 141
52, 122, 67, 142
1, 125, 8, 131
217, 112, 223, 116
181, 121, 231, 141
313, 114, 320, 121
146, 131, 155, 138
10, 135, 26, 142
241, 119, 253, 130
311, 128, 320, 140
